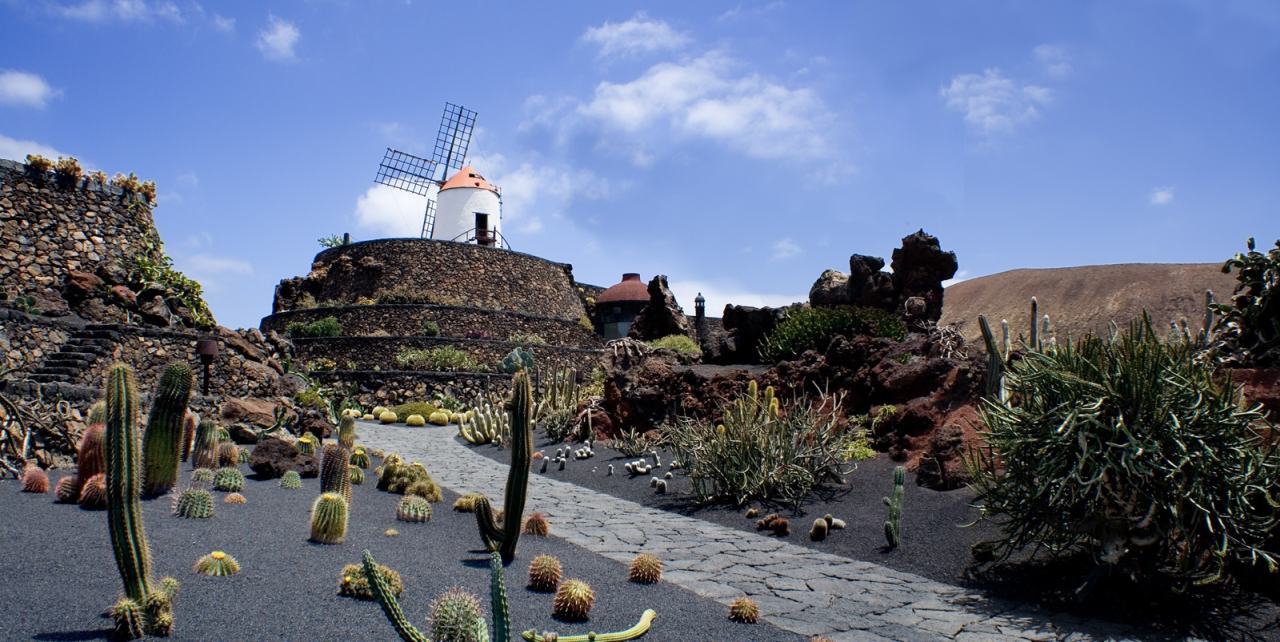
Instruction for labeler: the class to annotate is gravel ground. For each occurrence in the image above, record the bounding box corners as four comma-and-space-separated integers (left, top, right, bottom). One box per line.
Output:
0, 459, 805, 642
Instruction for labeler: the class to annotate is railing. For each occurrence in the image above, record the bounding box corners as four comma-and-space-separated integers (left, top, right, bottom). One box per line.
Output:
450, 227, 510, 250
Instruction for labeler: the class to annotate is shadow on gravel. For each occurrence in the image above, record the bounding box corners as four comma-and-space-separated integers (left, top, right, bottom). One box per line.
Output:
33, 629, 110, 641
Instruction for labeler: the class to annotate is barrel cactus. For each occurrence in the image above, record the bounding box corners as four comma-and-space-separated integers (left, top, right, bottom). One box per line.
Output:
279, 470, 302, 489
79, 472, 107, 509
78, 421, 105, 482
20, 466, 48, 493
190, 420, 220, 470
553, 579, 595, 621
223, 492, 246, 505
55, 474, 81, 503
527, 554, 562, 592
628, 554, 662, 584
310, 492, 348, 544
191, 467, 215, 484
296, 433, 317, 456
172, 487, 214, 518
350, 465, 365, 485
194, 551, 240, 576
405, 414, 427, 427
379, 410, 398, 424
396, 495, 432, 523
728, 596, 759, 623
350, 446, 370, 469
338, 415, 357, 448
321, 444, 353, 504
428, 410, 450, 426
213, 467, 244, 493
522, 512, 550, 537
141, 363, 194, 498
338, 562, 402, 600
429, 587, 487, 642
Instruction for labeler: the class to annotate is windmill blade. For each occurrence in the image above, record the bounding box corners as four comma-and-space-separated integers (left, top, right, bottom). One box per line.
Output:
431, 102, 477, 174
374, 148, 438, 197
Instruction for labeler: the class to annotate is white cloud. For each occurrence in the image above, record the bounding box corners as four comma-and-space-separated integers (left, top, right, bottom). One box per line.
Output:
354, 183, 430, 238
0, 70, 59, 108
717, 2, 786, 22
185, 254, 253, 275
940, 68, 1051, 136
257, 15, 300, 62
942, 269, 971, 288
55, 0, 184, 23
471, 151, 613, 235
582, 13, 690, 58
1149, 186, 1175, 205
771, 237, 801, 261
667, 279, 803, 315
0, 133, 69, 161
212, 14, 235, 32
1033, 44, 1072, 77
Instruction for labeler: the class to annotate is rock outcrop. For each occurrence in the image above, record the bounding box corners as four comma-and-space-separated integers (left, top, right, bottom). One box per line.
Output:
809, 230, 957, 323
627, 275, 693, 342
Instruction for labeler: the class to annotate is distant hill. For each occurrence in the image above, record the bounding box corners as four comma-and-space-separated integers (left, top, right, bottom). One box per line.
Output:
939, 263, 1239, 346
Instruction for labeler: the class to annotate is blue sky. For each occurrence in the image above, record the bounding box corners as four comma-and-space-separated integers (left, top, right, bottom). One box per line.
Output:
2, 1, 1278, 330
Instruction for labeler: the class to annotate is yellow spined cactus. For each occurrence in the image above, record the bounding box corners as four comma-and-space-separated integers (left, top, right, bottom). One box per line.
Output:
405, 414, 426, 427
428, 410, 450, 426
378, 410, 398, 424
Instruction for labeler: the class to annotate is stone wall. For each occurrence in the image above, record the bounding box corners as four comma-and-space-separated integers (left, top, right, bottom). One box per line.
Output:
0, 159, 165, 317
307, 370, 514, 407
292, 336, 603, 374
0, 307, 75, 376
261, 304, 602, 349
272, 239, 590, 322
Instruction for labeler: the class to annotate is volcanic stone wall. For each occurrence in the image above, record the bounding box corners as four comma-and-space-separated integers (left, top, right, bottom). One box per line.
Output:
292, 336, 603, 374
261, 304, 602, 348
0, 307, 72, 376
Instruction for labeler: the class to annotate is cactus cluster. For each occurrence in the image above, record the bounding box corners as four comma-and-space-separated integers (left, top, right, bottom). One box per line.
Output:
522, 512, 550, 536
339, 562, 403, 600
553, 579, 595, 622
350, 446, 371, 469
321, 444, 353, 504
279, 470, 302, 489
755, 513, 790, 537
883, 466, 905, 549
141, 363, 194, 498
375, 455, 441, 500
453, 492, 483, 512
728, 596, 759, 624
194, 551, 240, 576
309, 492, 348, 544
474, 371, 533, 564
527, 554, 562, 592
628, 554, 662, 584
213, 467, 244, 493
396, 495, 432, 523
20, 466, 48, 493
172, 487, 214, 518
460, 398, 506, 445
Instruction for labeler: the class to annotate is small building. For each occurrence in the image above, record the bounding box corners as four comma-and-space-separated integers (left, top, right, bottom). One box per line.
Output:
596, 273, 649, 339
433, 165, 503, 246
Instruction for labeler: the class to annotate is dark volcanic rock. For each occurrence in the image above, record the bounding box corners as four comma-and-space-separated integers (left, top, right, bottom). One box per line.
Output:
890, 229, 957, 323
847, 254, 896, 309
249, 436, 317, 478
809, 269, 851, 306
713, 304, 787, 365
627, 275, 693, 341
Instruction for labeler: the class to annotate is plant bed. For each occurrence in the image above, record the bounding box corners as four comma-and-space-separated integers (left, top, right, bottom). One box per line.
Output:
0, 458, 804, 641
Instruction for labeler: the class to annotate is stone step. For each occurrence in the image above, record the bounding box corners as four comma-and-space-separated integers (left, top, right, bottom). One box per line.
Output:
31, 365, 82, 378
74, 329, 121, 340
27, 373, 71, 383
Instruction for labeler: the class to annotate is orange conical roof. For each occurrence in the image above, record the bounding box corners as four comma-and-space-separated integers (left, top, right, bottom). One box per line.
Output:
439, 165, 499, 194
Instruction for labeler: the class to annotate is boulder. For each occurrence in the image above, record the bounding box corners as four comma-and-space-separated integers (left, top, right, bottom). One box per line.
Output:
138, 294, 175, 327
227, 423, 260, 445
627, 275, 693, 342
221, 397, 279, 428
63, 270, 103, 303
108, 285, 137, 306
889, 229, 957, 323
95, 261, 130, 286
714, 305, 787, 364
809, 269, 851, 307
847, 254, 897, 310
249, 436, 317, 479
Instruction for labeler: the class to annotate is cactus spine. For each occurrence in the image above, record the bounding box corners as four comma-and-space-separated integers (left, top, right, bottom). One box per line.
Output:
190, 419, 220, 470
361, 550, 432, 642
883, 465, 904, 549
321, 444, 353, 504
141, 363, 194, 498
310, 492, 348, 544
474, 371, 532, 564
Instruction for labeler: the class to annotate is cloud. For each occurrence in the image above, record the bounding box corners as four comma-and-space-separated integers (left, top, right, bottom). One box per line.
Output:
354, 183, 430, 238
471, 152, 614, 234
1149, 186, 1175, 205
0, 70, 59, 108
55, 0, 184, 23
717, 1, 786, 22
1033, 44, 1072, 77
771, 237, 800, 261
0, 133, 69, 161
212, 14, 235, 32
257, 15, 300, 62
667, 279, 803, 315
173, 250, 253, 295
185, 254, 253, 275
940, 68, 1051, 136
582, 13, 690, 58
942, 269, 971, 288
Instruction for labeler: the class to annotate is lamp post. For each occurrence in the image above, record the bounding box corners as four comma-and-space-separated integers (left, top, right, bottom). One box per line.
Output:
196, 337, 218, 396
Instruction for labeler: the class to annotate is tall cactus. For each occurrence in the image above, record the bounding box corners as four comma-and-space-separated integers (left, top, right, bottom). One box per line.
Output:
361, 550, 430, 642
190, 419, 220, 469
338, 415, 357, 449
141, 363, 194, 498
490, 550, 511, 642
105, 364, 152, 602
883, 465, 905, 549
474, 371, 532, 565
321, 444, 353, 504
978, 315, 1004, 399
179, 411, 198, 462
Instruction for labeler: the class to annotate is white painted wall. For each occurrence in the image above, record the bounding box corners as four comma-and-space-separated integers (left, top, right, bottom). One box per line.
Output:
433, 186, 502, 244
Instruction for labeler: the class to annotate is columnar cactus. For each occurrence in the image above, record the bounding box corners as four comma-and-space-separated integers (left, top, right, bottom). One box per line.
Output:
321, 444, 353, 504
360, 550, 431, 642
78, 422, 106, 482
338, 415, 357, 449
474, 371, 533, 564
310, 492, 348, 544
190, 420, 220, 470
141, 363, 194, 498
179, 411, 197, 462
883, 465, 905, 549
490, 547, 511, 642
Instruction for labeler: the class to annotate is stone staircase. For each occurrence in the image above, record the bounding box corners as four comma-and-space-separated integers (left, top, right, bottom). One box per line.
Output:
27, 324, 121, 384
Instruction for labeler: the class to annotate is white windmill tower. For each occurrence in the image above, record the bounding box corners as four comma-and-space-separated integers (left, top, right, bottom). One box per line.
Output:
371, 102, 507, 247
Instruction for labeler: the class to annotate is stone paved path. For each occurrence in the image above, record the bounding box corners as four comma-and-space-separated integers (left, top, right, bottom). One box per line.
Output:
358, 422, 1155, 641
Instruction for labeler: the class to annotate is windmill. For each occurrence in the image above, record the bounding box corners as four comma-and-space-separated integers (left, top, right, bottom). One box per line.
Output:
373, 102, 479, 239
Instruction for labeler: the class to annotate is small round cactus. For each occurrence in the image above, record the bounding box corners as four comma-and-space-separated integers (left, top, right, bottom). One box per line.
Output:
809, 517, 828, 541
54, 474, 81, 503
628, 554, 662, 584
405, 479, 441, 503
213, 467, 244, 492
362, 413, 375, 421
384, 528, 400, 537
191, 467, 215, 484
279, 470, 302, 489
528, 554, 562, 592
429, 587, 487, 642
372, 405, 388, 416
523, 511, 550, 536
772, 518, 790, 537
453, 492, 482, 512
378, 410, 398, 424
349, 465, 364, 485
405, 414, 427, 427
172, 487, 214, 518
297, 433, 317, 456
553, 579, 595, 621
350, 447, 370, 469
224, 492, 247, 505
309, 492, 348, 544
824, 513, 847, 530
428, 410, 450, 426
237, 447, 250, 464
20, 466, 48, 493
78, 473, 106, 510
338, 562, 403, 600
396, 495, 432, 523
217, 442, 239, 467
728, 596, 760, 623
194, 551, 240, 576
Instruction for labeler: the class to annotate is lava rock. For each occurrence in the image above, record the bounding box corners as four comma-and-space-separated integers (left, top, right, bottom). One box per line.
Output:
249, 436, 317, 479
627, 275, 693, 342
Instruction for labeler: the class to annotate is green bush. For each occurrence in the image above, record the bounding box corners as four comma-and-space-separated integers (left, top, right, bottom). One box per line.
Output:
394, 346, 484, 372
648, 334, 700, 357
391, 402, 440, 423
760, 306, 906, 363
421, 321, 441, 337
127, 241, 215, 328
1213, 237, 1280, 366
287, 316, 342, 338
507, 332, 547, 346
667, 381, 849, 506
967, 316, 1280, 588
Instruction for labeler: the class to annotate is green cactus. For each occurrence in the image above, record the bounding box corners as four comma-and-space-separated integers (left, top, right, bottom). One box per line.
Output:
461, 399, 507, 445
361, 550, 430, 642
883, 465, 904, 549
310, 492, 348, 544
172, 487, 214, 519
350, 465, 365, 485
978, 315, 1004, 399
297, 433, 317, 456
430, 587, 488, 642
350, 446, 371, 469
279, 470, 302, 489
141, 363, 194, 498
321, 444, 353, 504
213, 467, 244, 493
474, 371, 533, 564
190, 420, 220, 470
193, 551, 240, 576
521, 610, 658, 642
490, 549, 511, 642
396, 495, 432, 523
111, 597, 146, 640
339, 415, 357, 449
191, 467, 214, 484
500, 346, 534, 373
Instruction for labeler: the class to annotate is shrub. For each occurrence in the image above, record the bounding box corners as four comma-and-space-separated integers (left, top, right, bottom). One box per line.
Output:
286, 316, 342, 338
667, 381, 849, 506
377, 284, 439, 305
394, 346, 484, 372
507, 332, 547, 346
391, 402, 439, 422
318, 234, 345, 248
53, 157, 83, 184
421, 320, 441, 337
760, 306, 906, 363
967, 316, 1280, 589
127, 241, 214, 328
1213, 237, 1280, 366
649, 334, 701, 357
25, 154, 52, 174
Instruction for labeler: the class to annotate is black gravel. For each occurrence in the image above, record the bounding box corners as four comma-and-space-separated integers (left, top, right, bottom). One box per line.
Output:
0, 461, 805, 642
